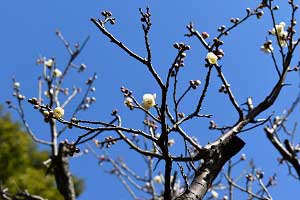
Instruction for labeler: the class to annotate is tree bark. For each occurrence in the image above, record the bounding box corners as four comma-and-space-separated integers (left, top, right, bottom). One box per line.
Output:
175, 135, 245, 200
53, 143, 76, 200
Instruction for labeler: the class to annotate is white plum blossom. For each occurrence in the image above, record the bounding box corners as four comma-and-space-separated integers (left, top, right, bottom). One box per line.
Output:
124, 97, 133, 107
278, 36, 288, 47
142, 93, 156, 110
168, 139, 175, 147
261, 41, 274, 54
153, 175, 163, 184
53, 107, 64, 118
211, 190, 219, 199
261, 45, 274, 53
206, 52, 218, 65
13, 82, 20, 89
44, 90, 51, 98
53, 68, 62, 78
270, 22, 288, 47
270, 22, 286, 35
45, 59, 54, 68
43, 110, 50, 117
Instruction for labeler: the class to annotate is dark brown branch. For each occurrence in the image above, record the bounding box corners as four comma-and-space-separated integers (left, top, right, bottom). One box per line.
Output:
91, 18, 164, 89
224, 174, 271, 200
53, 143, 76, 200
176, 66, 212, 126
265, 126, 300, 178
11, 79, 52, 146
175, 135, 245, 200
91, 18, 147, 64
215, 65, 244, 120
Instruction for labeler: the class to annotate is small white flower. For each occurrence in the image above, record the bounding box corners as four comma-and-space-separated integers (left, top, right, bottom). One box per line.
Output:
223, 195, 229, 200
271, 22, 286, 35
44, 89, 53, 98
153, 175, 163, 184
260, 45, 274, 53
151, 148, 158, 153
44, 91, 50, 98
206, 52, 218, 65
168, 139, 175, 147
278, 35, 288, 47
45, 59, 54, 68
142, 93, 156, 110
240, 153, 247, 160
17, 94, 25, 100
53, 107, 64, 118
144, 182, 151, 191
260, 43, 274, 53
43, 110, 50, 117
211, 190, 219, 199
83, 149, 89, 154
13, 82, 20, 89
53, 68, 62, 77
170, 175, 174, 183
124, 97, 133, 107
270, 22, 288, 47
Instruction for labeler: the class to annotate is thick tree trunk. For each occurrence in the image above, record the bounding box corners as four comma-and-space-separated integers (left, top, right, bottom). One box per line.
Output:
175, 135, 245, 200
53, 143, 76, 200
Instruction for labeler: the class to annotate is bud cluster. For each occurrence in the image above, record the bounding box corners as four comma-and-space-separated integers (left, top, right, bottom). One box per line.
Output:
61, 140, 80, 156
230, 17, 240, 24
189, 80, 201, 89
104, 136, 117, 148
100, 10, 116, 25
12, 80, 25, 100
85, 74, 98, 85
173, 42, 191, 70
121, 86, 132, 97
81, 96, 96, 110
218, 84, 230, 94
139, 7, 151, 26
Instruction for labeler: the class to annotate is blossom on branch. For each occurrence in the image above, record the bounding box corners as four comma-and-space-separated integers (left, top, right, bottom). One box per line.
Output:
142, 93, 156, 110
53, 107, 64, 118
167, 139, 175, 147
270, 22, 286, 35
124, 97, 134, 110
261, 40, 274, 54
13, 82, 20, 89
270, 22, 288, 47
44, 58, 54, 68
153, 175, 163, 184
206, 52, 218, 65
53, 68, 62, 77
211, 190, 219, 199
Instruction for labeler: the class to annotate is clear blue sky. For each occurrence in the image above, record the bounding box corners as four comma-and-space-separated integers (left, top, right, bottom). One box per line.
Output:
0, 0, 299, 199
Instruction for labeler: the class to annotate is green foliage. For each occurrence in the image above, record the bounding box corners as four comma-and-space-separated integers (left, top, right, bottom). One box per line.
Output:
0, 108, 84, 199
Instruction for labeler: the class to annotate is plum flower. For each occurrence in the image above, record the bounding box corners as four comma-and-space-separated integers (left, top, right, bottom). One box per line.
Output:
211, 190, 219, 199
168, 139, 175, 147
153, 175, 163, 184
53, 68, 62, 77
124, 97, 134, 109
206, 52, 218, 65
13, 82, 20, 89
142, 93, 156, 110
45, 59, 54, 68
270, 22, 286, 35
53, 107, 64, 118
270, 22, 287, 47
261, 40, 274, 54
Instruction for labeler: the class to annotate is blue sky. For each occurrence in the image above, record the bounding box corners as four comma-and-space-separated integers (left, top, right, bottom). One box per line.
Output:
1, 0, 299, 199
